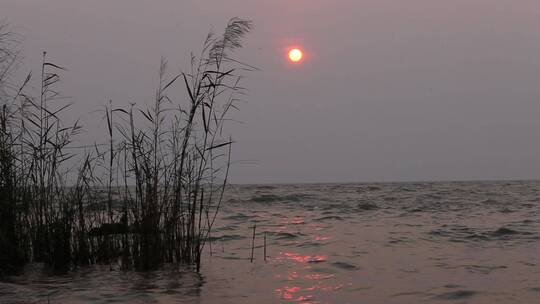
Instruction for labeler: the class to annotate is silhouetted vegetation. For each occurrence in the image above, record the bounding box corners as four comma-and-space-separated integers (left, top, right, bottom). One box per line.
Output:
0, 18, 253, 273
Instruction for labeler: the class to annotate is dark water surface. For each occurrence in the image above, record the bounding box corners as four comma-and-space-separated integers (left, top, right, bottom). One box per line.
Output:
1, 181, 539, 303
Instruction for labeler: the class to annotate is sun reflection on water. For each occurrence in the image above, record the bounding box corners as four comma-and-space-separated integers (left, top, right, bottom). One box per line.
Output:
278, 252, 328, 264
272, 251, 349, 303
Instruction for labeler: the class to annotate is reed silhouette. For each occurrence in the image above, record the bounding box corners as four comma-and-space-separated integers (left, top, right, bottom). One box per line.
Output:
0, 18, 253, 273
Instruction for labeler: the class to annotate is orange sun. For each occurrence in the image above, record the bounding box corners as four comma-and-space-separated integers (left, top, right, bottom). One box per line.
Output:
288, 48, 303, 62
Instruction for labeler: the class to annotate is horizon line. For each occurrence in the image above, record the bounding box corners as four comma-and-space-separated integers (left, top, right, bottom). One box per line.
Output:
230, 177, 540, 186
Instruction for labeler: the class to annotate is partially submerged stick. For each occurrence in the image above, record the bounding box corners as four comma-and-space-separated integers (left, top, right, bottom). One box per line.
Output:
250, 223, 256, 263
264, 231, 267, 262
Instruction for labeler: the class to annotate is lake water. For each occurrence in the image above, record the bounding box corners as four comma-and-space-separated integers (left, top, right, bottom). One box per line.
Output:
1, 181, 539, 303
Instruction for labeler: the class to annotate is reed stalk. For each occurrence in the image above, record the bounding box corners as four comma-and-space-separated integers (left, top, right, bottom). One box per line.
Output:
0, 18, 253, 273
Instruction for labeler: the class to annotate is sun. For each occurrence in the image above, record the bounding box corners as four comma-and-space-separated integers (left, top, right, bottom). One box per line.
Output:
288, 48, 303, 63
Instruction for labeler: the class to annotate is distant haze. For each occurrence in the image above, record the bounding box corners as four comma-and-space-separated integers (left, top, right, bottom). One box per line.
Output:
4, 0, 540, 184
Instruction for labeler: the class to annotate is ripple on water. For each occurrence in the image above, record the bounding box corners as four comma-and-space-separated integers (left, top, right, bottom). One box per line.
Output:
429, 225, 537, 243
223, 213, 251, 221
250, 193, 312, 203
499, 207, 514, 213
331, 262, 358, 271
356, 202, 379, 211
207, 234, 246, 242
464, 265, 507, 275
277, 252, 328, 264
491, 227, 524, 236
434, 290, 478, 300
480, 198, 499, 205
315, 215, 344, 221
297, 241, 326, 248
270, 231, 301, 240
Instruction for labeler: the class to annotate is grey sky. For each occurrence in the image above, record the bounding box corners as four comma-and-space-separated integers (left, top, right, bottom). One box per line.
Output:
4, 0, 540, 183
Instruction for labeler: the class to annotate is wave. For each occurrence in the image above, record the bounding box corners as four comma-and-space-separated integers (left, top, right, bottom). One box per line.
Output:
315, 215, 344, 221
268, 231, 302, 240
434, 290, 478, 300
356, 202, 379, 211
249, 193, 312, 203
207, 234, 246, 242
223, 213, 251, 221
430, 225, 535, 242
490, 227, 530, 237
331, 261, 358, 270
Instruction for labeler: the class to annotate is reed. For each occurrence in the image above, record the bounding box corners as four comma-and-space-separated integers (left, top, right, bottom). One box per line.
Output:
0, 22, 30, 271
0, 18, 253, 273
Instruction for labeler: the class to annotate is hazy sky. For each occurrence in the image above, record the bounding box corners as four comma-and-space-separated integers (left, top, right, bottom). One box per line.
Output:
4, 0, 540, 183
